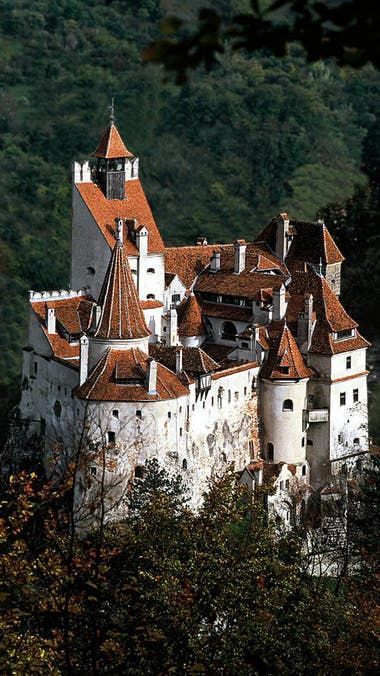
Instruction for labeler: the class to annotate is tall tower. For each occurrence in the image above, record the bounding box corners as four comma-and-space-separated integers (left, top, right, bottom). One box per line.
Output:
92, 114, 134, 200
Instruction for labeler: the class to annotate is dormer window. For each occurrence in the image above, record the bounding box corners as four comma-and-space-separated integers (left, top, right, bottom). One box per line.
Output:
335, 329, 355, 340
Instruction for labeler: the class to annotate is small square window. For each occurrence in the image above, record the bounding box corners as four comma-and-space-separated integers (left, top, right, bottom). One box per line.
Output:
340, 392, 346, 406
346, 356, 351, 369
353, 388, 359, 403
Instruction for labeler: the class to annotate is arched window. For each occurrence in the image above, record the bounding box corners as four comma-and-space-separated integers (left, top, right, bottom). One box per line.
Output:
135, 465, 144, 479
147, 267, 155, 274
87, 266, 95, 276
267, 443, 274, 462
147, 293, 155, 299
302, 464, 307, 476
54, 400, 62, 419
353, 437, 360, 445
221, 321, 237, 341
282, 399, 293, 412
182, 459, 188, 470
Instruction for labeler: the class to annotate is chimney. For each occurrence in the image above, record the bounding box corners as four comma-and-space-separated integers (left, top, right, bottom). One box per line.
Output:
175, 346, 183, 374
275, 213, 290, 260
272, 284, 286, 321
210, 252, 221, 273
146, 357, 157, 394
136, 225, 148, 256
92, 304, 102, 332
168, 307, 178, 346
196, 236, 208, 246
234, 240, 246, 274
297, 293, 314, 353
79, 334, 89, 385
115, 217, 123, 244
46, 306, 56, 334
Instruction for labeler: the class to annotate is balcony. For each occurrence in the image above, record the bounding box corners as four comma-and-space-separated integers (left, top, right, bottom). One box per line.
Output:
305, 408, 329, 423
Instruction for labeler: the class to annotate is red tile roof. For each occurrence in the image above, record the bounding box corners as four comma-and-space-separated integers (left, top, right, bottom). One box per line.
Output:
165, 244, 229, 289
76, 179, 165, 255
31, 295, 95, 363
178, 294, 205, 337
149, 344, 219, 375
141, 300, 164, 310
255, 217, 344, 265
92, 123, 133, 159
94, 241, 150, 340
287, 263, 370, 354
75, 348, 189, 401
260, 323, 313, 380
201, 302, 252, 322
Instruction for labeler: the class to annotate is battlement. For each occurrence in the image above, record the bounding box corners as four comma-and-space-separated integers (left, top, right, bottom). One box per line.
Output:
29, 289, 87, 302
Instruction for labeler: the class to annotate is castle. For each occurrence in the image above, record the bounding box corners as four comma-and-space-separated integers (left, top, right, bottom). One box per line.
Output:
18, 119, 370, 521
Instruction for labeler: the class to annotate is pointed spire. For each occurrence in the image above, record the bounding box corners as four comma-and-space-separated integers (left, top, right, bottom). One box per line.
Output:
261, 323, 313, 380
93, 122, 133, 159
94, 240, 149, 340
178, 293, 205, 337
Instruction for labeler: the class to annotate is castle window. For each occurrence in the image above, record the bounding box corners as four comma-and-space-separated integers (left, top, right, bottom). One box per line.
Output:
346, 356, 351, 369
244, 387, 247, 396
228, 390, 231, 403
222, 452, 227, 463
211, 397, 214, 406
107, 431, 115, 445
302, 465, 306, 476
147, 268, 155, 274
34, 361, 38, 374
279, 366, 289, 374
267, 443, 274, 462
136, 410, 142, 419
280, 481, 284, 490
338, 434, 343, 443
180, 427, 183, 437
353, 388, 359, 403
54, 400, 62, 419
302, 437, 305, 447
90, 466, 97, 477
131, 269, 137, 275
87, 266, 95, 276
340, 392, 346, 406
171, 293, 181, 303
336, 329, 354, 340
235, 391, 239, 400
202, 402, 206, 409
241, 342, 249, 349
135, 465, 144, 479
282, 399, 293, 412
182, 459, 188, 470
112, 409, 119, 418
168, 411, 171, 419
307, 439, 313, 446
147, 293, 155, 300
221, 321, 237, 341
353, 437, 360, 445
179, 406, 182, 413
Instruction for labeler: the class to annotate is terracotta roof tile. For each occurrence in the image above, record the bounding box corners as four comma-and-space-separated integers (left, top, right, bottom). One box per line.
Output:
149, 344, 219, 375
141, 300, 164, 309
201, 302, 252, 322
212, 360, 258, 380
75, 348, 189, 401
94, 241, 149, 340
76, 180, 165, 255
92, 123, 133, 159
165, 244, 229, 289
260, 323, 313, 380
178, 294, 205, 337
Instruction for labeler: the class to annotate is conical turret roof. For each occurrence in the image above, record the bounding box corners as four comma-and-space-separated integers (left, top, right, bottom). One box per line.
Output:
93, 122, 133, 159
260, 323, 313, 380
94, 240, 149, 340
178, 293, 205, 337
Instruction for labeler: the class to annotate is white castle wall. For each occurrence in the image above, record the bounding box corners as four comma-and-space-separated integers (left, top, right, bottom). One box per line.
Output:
261, 378, 308, 464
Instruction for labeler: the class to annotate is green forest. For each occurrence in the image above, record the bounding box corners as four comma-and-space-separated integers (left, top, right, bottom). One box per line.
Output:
0, 0, 379, 441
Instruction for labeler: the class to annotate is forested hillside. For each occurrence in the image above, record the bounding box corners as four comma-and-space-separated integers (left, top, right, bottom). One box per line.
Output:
0, 0, 379, 439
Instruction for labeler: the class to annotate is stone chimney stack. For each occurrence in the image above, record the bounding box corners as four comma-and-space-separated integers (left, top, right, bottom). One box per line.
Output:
175, 346, 183, 375
79, 334, 89, 386
146, 357, 157, 394
136, 225, 148, 256
275, 212, 290, 260
272, 284, 287, 321
234, 240, 247, 274
115, 217, 123, 244
210, 252, 221, 273
297, 293, 314, 353
46, 306, 56, 334
168, 307, 178, 346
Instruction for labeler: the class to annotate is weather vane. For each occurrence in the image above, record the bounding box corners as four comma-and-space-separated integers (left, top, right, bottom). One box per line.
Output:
109, 97, 115, 123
